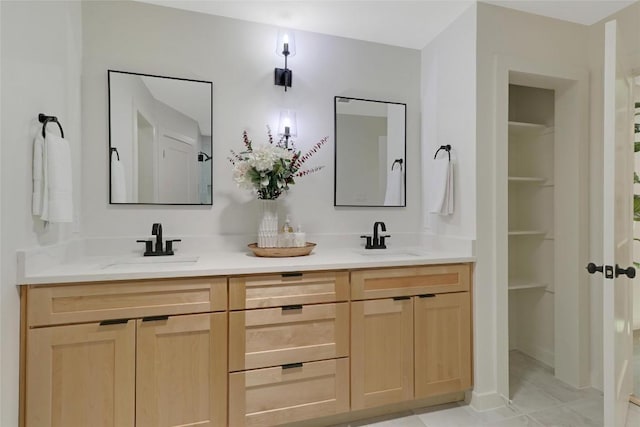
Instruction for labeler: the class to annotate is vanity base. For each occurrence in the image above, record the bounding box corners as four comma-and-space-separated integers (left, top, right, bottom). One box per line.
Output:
278, 391, 467, 427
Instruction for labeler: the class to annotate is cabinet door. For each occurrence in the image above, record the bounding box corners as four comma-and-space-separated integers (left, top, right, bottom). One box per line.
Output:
414, 292, 472, 398
25, 321, 135, 427
136, 313, 227, 427
351, 298, 414, 410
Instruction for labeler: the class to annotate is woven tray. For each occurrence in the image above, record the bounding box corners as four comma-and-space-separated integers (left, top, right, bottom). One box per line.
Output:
248, 242, 316, 258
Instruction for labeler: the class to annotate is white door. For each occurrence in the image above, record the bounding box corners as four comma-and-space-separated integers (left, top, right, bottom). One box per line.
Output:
600, 19, 635, 427
158, 133, 197, 204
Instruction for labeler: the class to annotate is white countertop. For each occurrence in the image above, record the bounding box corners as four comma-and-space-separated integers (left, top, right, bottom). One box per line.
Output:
19, 244, 475, 285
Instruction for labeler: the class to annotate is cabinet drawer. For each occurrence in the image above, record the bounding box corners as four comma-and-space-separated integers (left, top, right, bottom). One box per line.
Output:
229, 358, 349, 427
27, 277, 227, 327
351, 264, 471, 300
229, 303, 349, 371
229, 271, 349, 310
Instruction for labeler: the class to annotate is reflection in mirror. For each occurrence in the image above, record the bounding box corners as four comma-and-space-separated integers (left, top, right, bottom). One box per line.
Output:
108, 70, 213, 205
334, 96, 406, 207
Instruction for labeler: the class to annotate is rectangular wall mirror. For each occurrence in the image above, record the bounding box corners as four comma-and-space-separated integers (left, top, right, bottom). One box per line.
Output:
334, 96, 406, 207
108, 70, 213, 205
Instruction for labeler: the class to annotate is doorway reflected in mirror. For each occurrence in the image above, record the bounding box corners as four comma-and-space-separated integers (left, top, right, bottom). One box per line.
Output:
108, 70, 213, 205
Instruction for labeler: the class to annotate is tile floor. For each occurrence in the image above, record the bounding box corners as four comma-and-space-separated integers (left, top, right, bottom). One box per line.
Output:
331, 350, 640, 427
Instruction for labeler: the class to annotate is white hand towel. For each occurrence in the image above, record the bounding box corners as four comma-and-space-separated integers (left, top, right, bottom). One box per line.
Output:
110, 153, 127, 203
32, 133, 45, 215
427, 158, 454, 215
384, 168, 404, 206
40, 133, 73, 223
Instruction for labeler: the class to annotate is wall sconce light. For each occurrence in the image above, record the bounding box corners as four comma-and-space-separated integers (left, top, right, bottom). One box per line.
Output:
275, 30, 296, 91
278, 109, 297, 148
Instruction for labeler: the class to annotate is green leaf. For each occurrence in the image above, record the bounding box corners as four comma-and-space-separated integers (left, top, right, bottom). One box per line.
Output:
635, 194, 640, 221
635, 141, 640, 153
635, 173, 640, 184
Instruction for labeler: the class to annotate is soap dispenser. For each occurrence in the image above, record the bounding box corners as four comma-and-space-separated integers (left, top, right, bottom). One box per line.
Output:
293, 224, 306, 247
279, 215, 294, 247
282, 215, 293, 233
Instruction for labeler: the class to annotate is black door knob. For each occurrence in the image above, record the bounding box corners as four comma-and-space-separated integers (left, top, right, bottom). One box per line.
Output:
615, 264, 636, 279
586, 263, 604, 275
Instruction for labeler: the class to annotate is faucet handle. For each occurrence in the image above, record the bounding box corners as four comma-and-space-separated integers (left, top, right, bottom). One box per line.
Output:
360, 235, 373, 249
136, 239, 153, 256
165, 239, 181, 254
379, 235, 390, 249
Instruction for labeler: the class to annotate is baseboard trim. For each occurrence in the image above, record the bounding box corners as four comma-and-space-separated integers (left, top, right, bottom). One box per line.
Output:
469, 391, 507, 412
516, 344, 554, 369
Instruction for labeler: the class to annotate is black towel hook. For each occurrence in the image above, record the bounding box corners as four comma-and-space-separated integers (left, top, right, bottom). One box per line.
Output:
38, 113, 64, 138
110, 147, 120, 161
433, 144, 451, 161
391, 158, 403, 171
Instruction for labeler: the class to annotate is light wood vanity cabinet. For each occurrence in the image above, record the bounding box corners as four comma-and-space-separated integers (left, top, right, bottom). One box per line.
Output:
26, 320, 136, 427
22, 263, 472, 427
351, 264, 473, 410
351, 297, 415, 409
228, 271, 351, 426
23, 277, 228, 427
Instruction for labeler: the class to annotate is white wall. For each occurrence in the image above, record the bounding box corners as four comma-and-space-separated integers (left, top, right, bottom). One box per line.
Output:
421, 1, 484, 405
0, 1, 83, 425
335, 114, 386, 205
421, 3, 477, 240
109, 72, 157, 201
475, 2, 590, 406
82, 1, 422, 241
587, 1, 640, 390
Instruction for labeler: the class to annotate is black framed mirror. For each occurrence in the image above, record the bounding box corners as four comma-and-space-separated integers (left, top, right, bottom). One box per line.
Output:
334, 96, 406, 207
108, 70, 213, 205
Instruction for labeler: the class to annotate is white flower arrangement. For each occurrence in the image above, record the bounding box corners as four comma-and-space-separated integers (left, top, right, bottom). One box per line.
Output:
229, 126, 327, 200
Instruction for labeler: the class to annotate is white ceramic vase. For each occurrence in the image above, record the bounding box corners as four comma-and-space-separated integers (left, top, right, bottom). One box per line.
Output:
257, 199, 278, 248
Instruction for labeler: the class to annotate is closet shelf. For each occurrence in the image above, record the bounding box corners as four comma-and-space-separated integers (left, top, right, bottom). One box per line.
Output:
508, 121, 554, 136
508, 280, 547, 291
508, 230, 547, 236
508, 120, 545, 129
508, 176, 547, 183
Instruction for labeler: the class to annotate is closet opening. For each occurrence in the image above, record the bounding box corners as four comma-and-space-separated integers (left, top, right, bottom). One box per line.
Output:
507, 83, 558, 392
495, 64, 590, 406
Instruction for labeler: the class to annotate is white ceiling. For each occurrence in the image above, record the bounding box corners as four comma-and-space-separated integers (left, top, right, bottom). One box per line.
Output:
139, 0, 636, 49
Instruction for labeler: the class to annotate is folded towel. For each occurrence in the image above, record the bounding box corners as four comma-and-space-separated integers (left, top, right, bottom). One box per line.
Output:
427, 158, 454, 215
32, 133, 45, 215
40, 133, 73, 223
111, 152, 127, 203
384, 167, 404, 206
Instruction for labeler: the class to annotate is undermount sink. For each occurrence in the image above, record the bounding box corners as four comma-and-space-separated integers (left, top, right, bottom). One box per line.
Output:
356, 249, 430, 257
101, 255, 199, 270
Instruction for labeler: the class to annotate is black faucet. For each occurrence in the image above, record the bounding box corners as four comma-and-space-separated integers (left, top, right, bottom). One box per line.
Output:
361, 221, 390, 249
137, 223, 181, 256
152, 223, 163, 253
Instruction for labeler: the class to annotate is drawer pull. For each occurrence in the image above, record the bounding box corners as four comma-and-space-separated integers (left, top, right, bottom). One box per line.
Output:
142, 315, 169, 322
282, 362, 303, 370
282, 304, 303, 311
419, 294, 436, 298
282, 272, 303, 278
392, 296, 411, 301
99, 318, 129, 326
